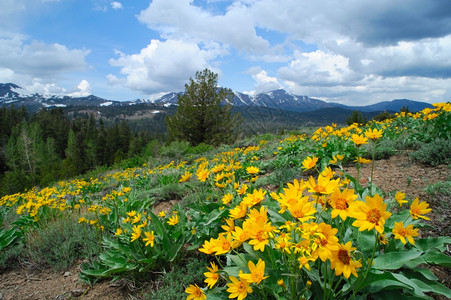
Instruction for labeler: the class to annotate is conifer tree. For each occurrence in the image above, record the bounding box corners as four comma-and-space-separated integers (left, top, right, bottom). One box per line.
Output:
166, 69, 241, 146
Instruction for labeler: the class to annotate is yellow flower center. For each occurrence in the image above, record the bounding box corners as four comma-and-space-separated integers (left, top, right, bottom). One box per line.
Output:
398, 228, 408, 237
256, 231, 266, 241
237, 281, 247, 292
314, 185, 327, 194
335, 198, 348, 210
338, 249, 351, 265
293, 209, 305, 219
366, 208, 381, 224
411, 207, 421, 216
222, 240, 231, 251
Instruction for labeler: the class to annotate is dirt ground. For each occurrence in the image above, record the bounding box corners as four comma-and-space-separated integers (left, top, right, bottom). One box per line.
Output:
0, 152, 449, 300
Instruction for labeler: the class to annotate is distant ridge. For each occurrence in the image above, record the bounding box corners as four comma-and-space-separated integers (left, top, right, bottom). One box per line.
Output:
0, 82, 434, 113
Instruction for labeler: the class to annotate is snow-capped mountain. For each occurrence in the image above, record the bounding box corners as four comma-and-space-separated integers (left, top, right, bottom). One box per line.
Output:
0, 83, 433, 113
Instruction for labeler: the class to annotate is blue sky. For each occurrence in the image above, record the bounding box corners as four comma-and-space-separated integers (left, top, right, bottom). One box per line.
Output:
1, 0, 451, 105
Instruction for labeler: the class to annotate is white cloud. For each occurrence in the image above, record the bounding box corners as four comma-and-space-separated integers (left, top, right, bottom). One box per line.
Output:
0, 37, 89, 78
108, 39, 226, 94
137, 0, 269, 53
111, 1, 123, 10
247, 68, 282, 93
278, 50, 360, 88
67, 80, 92, 97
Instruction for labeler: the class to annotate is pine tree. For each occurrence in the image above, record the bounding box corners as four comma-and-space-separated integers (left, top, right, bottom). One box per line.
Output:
166, 69, 241, 146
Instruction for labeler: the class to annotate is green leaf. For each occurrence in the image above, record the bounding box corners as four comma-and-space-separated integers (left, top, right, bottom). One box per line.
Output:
403, 256, 426, 269
411, 267, 437, 281
422, 249, 451, 267
409, 278, 451, 299
361, 271, 413, 293
402, 269, 451, 298
351, 228, 375, 254
0, 227, 20, 251
148, 211, 166, 237
391, 273, 427, 297
373, 250, 422, 270
203, 208, 228, 226
166, 241, 184, 262
414, 236, 451, 252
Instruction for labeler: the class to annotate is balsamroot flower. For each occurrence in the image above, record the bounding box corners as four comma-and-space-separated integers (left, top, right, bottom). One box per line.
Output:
167, 213, 179, 226
330, 241, 362, 278
409, 198, 431, 220
185, 284, 206, 300
239, 259, 268, 285
394, 191, 408, 206
227, 272, 253, 300
392, 222, 419, 245
246, 166, 260, 175
142, 231, 155, 247
302, 156, 318, 170
350, 194, 391, 234
306, 175, 340, 196
204, 262, 220, 289
364, 128, 383, 140
330, 188, 358, 220
351, 134, 368, 146
179, 171, 192, 183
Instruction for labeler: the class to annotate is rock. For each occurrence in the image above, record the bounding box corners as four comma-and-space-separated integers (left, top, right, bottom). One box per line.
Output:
71, 289, 85, 297
63, 272, 72, 277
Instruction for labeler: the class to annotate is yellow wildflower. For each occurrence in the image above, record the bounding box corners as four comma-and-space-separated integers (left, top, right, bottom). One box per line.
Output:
227, 272, 253, 300
392, 222, 418, 245
302, 155, 318, 170
409, 198, 431, 220
204, 262, 220, 289
185, 284, 206, 300
239, 259, 268, 285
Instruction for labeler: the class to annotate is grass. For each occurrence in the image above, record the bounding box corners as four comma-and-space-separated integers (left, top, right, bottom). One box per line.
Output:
143, 255, 209, 300
24, 214, 99, 272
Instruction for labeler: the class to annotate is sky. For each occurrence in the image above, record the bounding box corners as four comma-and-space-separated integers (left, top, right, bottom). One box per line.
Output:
1, 0, 451, 105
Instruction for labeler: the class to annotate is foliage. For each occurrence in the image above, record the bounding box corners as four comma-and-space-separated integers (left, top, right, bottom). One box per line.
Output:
346, 110, 367, 125
166, 69, 242, 146
25, 214, 98, 271
425, 181, 451, 197
145, 255, 209, 300
0, 106, 155, 196
409, 138, 451, 166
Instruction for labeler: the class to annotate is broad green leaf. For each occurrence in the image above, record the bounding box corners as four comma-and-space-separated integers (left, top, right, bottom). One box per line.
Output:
166, 242, 184, 262
409, 278, 451, 299
414, 236, 451, 252
372, 250, 422, 270
222, 266, 243, 277
351, 228, 375, 254
0, 227, 19, 250
391, 273, 426, 297
423, 249, 451, 267
402, 269, 451, 298
148, 211, 166, 237
403, 256, 426, 269
203, 208, 228, 226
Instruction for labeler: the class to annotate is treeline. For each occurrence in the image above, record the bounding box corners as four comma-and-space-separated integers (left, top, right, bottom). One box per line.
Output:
0, 106, 156, 196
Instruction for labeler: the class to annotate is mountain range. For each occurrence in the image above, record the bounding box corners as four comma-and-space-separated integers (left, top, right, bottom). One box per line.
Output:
0, 82, 433, 114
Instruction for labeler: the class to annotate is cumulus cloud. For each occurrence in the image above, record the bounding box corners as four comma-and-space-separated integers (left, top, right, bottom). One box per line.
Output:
247, 68, 282, 93
111, 1, 123, 10
67, 80, 92, 97
108, 39, 226, 95
0, 37, 89, 78
137, 0, 269, 53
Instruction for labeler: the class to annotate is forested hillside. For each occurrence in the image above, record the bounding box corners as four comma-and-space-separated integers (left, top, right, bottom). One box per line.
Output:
0, 106, 157, 196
